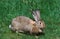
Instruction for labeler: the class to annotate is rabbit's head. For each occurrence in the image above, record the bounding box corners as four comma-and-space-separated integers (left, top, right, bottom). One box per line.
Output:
32, 9, 45, 30
31, 24, 43, 34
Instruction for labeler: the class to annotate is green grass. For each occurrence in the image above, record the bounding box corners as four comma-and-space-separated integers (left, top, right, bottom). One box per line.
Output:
0, 0, 60, 39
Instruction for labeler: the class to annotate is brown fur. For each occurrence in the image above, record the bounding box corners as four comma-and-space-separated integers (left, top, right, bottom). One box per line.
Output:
9, 9, 45, 34
32, 26, 39, 34
9, 16, 42, 34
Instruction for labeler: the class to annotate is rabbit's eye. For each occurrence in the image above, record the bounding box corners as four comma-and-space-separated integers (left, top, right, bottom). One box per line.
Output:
40, 23, 41, 24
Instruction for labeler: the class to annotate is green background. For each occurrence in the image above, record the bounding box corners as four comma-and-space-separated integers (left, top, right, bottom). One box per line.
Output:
0, 0, 60, 39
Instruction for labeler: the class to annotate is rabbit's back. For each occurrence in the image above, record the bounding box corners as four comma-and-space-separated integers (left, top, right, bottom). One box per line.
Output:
13, 16, 33, 25
11, 16, 34, 31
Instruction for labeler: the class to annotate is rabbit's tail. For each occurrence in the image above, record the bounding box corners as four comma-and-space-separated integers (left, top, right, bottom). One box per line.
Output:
9, 25, 11, 28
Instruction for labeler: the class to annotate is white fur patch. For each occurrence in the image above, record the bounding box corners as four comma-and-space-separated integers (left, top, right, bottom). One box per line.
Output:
39, 29, 42, 32
9, 25, 11, 28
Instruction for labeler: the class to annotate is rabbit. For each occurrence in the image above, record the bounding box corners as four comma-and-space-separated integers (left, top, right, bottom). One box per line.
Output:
9, 16, 42, 34
32, 9, 45, 30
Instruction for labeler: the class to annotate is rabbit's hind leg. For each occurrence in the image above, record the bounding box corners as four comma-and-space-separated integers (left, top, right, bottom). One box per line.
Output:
16, 30, 24, 33
19, 30, 24, 33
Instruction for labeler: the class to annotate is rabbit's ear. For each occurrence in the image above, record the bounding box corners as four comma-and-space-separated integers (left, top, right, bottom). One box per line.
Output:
32, 10, 41, 21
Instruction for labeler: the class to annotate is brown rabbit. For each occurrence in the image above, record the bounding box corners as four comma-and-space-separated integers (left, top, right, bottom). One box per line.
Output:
32, 9, 45, 30
9, 16, 42, 34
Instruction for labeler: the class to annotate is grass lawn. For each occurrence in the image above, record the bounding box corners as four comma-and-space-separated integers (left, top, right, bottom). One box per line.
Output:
0, 0, 60, 39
